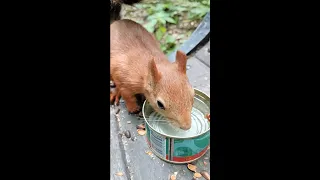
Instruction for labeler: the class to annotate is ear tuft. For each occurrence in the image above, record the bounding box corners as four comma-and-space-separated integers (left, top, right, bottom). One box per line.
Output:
175, 50, 187, 74
149, 58, 161, 83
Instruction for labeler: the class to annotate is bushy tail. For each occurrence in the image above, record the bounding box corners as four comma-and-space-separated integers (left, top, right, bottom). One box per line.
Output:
110, 0, 143, 23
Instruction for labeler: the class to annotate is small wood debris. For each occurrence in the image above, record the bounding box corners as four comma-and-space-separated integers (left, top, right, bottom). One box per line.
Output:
115, 108, 120, 114
170, 174, 176, 180
136, 124, 145, 130
187, 164, 197, 172
194, 172, 202, 178
145, 150, 155, 159
203, 161, 208, 166
124, 130, 131, 138
170, 172, 178, 180
145, 150, 153, 156
115, 172, 123, 176
200, 171, 210, 180
137, 129, 146, 135
115, 114, 120, 122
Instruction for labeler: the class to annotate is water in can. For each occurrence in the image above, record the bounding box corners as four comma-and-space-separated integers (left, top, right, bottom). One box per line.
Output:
147, 96, 210, 138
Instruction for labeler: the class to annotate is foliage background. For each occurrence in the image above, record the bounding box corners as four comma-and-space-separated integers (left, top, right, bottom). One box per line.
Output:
121, 0, 210, 55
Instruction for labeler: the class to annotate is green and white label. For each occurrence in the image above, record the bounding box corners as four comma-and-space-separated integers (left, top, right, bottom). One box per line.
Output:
150, 130, 167, 159
173, 132, 210, 157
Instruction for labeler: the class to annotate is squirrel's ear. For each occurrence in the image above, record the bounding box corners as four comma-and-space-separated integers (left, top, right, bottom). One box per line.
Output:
175, 50, 187, 74
149, 58, 161, 83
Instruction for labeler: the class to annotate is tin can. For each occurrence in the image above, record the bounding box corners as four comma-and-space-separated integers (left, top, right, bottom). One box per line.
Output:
142, 89, 210, 164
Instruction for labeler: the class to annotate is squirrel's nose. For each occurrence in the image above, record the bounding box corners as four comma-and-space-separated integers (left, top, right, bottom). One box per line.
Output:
179, 114, 192, 130
180, 125, 191, 130
180, 122, 191, 130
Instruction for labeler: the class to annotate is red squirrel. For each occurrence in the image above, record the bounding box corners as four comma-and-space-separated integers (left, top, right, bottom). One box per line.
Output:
110, 19, 194, 130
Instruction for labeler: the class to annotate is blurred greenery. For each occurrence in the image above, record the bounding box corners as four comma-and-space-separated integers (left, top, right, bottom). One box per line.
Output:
135, 0, 210, 55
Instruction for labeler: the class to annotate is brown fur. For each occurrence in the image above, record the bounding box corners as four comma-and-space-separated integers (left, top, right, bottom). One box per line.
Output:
110, 86, 121, 106
110, 19, 195, 130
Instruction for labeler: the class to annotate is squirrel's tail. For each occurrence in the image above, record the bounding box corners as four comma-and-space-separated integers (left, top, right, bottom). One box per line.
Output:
110, 0, 143, 23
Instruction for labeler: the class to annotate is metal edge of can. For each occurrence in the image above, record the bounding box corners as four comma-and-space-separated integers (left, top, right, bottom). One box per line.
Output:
142, 88, 210, 140
169, 138, 174, 161
149, 145, 210, 164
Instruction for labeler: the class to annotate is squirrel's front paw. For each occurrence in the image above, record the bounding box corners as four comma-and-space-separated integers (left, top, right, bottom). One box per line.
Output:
126, 102, 141, 114
110, 88, 121, 106
110, 93, 120, 106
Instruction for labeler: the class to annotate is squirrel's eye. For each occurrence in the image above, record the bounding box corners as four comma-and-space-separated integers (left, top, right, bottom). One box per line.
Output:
157, 100, 165, 110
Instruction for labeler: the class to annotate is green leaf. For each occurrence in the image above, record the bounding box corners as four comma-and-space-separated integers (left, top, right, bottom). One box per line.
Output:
164, 17, 176, 24
143, 19, 157, 33
147, 11, 167, 21
158, 18, 166, 26
155, 28, 164, 41
159, 26, 167, 33
135, 20, 144, 24
169, 6, 187, 13
170, 11, 178, 16
190, 6, 210, 15
155, 3, 170, 11
165, 35, 176, 44
160, 44, 167, 52
188, 13, 198, 20
166, 44, 176, 55
155, 25, 166, 41
182, 1, 201, 8
176, 34, 185, 39
174, 16, 179, 23
134, 4, 143, 8
147, 9, 154, 14
135, 4, 152, 9
188, 6, 209, 20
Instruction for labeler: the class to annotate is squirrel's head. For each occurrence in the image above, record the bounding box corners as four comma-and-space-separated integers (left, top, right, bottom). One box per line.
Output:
144, 51, 195, 130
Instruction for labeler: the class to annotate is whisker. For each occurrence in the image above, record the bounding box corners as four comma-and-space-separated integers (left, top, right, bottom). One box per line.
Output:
148, 120, 169, 122
144, 118, 168, 121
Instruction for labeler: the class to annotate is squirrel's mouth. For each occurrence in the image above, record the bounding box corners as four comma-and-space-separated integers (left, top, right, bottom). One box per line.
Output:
165, 116, 176, 122
165, 117, 180, 128
153, 109, 181, 128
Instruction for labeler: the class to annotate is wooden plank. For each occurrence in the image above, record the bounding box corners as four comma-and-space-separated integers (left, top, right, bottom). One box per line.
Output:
110, 109, 130, 180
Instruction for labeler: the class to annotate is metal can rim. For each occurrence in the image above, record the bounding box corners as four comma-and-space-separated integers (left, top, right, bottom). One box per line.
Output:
142, 88, 210, 139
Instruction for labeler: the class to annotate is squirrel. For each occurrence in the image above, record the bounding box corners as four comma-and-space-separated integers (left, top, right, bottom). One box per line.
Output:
109, 0, 145, 105
110, 0, 142, 23
110, 19, 195, 130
